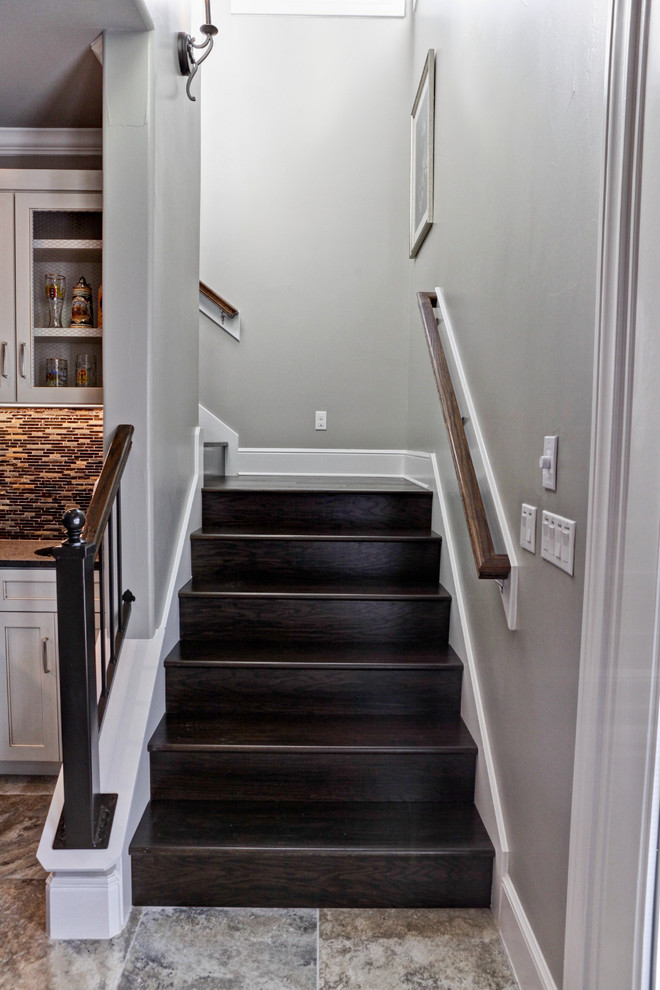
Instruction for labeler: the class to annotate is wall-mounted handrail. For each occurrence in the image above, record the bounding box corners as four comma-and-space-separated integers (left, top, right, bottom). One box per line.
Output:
52, 424, 135, 850
199, 281, 238, 320
418, 291, 510, 580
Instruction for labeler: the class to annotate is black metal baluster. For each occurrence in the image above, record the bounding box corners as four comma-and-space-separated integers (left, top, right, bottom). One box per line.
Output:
98, 539, 107, 700
116, 488, 124, 633
108, 512, 116, 668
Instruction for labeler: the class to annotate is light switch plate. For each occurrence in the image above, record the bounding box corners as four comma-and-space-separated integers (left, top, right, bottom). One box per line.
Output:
541, 509, 576, 575
520, 503, 536, 553
540, 435, 558, 490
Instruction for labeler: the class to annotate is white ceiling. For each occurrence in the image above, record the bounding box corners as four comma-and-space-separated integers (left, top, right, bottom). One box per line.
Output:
0, 0, 151, 128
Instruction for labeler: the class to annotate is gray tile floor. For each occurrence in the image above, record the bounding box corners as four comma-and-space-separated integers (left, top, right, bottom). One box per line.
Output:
0, 775, 519, 989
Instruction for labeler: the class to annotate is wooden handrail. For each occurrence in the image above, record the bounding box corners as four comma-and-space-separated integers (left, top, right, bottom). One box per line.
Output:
83, 424, 134, 546
417, 291, 510, 580
199, 281, 239, 320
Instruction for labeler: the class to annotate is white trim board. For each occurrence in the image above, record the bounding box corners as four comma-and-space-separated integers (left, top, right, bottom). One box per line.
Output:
499, 876, 560, 990
199, 291, 240, 340
199, 405, 239, 476
431, 288, 519, 630
237, 447, 409, 477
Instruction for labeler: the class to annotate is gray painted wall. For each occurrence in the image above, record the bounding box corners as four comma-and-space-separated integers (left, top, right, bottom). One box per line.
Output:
198, 6, 410, 449
103, 0, 200, 638
405, 0, 608, 983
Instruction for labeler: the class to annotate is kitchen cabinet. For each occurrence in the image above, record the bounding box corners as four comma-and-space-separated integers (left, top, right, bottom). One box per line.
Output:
0, 569, 60, 765
0, 611, 59, 763
0, 171, 103, 405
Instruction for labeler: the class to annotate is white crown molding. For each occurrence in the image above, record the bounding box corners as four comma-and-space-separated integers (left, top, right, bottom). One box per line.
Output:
0, 128, 102, 157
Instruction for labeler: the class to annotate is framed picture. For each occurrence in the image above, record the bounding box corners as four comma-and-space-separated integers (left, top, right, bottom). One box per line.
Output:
410, 49, 435, 258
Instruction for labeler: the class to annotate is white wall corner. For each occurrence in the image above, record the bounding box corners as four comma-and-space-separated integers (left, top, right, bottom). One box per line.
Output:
499, 875, 560, 990
199, 404, 239, 476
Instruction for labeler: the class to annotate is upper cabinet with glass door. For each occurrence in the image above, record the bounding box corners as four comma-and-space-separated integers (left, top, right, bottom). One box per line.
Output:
0, 173, 103, 405
14, 190, 103, 404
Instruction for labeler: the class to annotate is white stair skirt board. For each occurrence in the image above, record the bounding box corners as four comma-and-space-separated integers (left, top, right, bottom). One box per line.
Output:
199, 405, 239, 476
38, 429, 203, 939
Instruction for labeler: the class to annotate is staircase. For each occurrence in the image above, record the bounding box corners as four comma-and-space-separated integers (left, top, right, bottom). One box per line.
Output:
130, 476, 494, 907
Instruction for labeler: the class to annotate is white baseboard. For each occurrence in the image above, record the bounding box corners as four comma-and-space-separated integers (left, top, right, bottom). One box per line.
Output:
499, 876, 559, 990
237, 447, 409, 477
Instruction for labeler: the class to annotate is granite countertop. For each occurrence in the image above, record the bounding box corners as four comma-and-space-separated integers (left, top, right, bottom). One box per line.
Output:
0, 540, 57, 568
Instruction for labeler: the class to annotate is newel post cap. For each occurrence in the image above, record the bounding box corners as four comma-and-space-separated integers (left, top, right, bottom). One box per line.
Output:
63, 508, 86, 546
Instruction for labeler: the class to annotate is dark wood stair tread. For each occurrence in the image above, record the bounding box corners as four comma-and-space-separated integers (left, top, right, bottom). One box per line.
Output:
148, 714, 476, 753
164, 639, 462, 669
180, 578, 451, 600
131, 799, 494, 855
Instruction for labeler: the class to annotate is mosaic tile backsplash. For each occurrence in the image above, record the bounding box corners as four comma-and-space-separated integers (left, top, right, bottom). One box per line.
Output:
0, 407, 103, 539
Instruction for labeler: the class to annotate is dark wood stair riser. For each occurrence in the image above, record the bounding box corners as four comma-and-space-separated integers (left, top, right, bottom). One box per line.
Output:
179, 597, 450, 644
165, 666, 462, 718
191, 536, 441, 585
149, 751, 476, 803
131, 851, 493, 908
202, 491, 433, 531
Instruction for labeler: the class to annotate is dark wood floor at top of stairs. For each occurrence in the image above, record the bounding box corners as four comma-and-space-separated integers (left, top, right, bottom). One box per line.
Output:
202, 476, 430, 493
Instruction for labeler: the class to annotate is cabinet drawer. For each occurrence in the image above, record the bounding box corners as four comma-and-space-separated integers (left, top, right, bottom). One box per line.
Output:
1, 570, 56, 612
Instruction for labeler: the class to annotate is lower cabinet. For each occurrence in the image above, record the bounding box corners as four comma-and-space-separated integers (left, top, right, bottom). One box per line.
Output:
0, 573, 60, 765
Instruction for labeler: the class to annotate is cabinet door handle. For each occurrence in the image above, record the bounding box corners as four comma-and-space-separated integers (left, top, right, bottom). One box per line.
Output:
19, 343, 26, 379
42, 637, 50, 674
1, 341, 7, 379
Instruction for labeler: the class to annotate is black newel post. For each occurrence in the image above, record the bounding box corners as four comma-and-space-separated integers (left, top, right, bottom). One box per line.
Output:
52, 509, 116, 849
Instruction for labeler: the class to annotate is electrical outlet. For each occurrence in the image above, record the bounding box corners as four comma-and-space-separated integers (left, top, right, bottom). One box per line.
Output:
520, 503, 537, 553
315, 411, 327, 430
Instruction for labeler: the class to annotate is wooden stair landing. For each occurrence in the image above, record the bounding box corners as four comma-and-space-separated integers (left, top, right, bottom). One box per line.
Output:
130, 475, 494, 907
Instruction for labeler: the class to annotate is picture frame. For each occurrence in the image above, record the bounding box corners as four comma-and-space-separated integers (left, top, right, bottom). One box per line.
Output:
410, 49, 435, 258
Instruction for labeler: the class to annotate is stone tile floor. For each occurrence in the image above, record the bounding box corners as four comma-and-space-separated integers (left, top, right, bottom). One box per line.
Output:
0, 775, 519, 989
